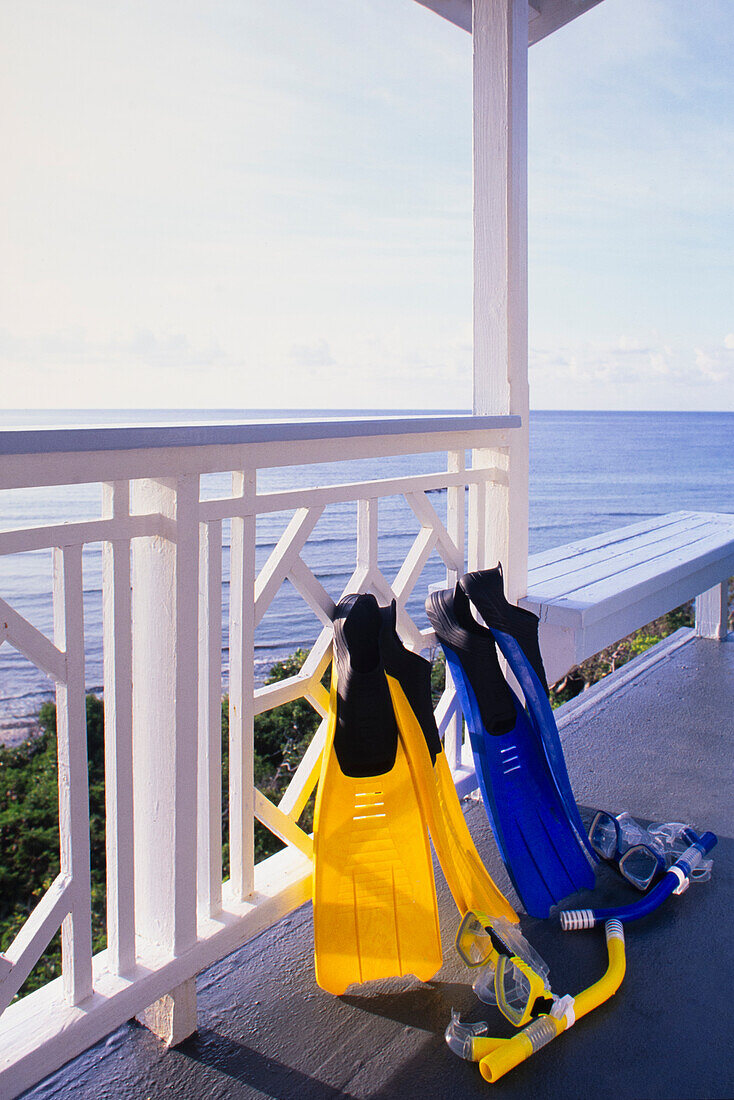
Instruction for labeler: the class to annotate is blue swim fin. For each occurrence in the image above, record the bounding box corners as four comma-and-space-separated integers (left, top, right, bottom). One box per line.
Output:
460, 566, 598, 865
426, 583, 595, 918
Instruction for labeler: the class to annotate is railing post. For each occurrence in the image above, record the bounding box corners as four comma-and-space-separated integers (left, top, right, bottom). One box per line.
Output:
695, 583, 729, 639
101, 482, 136, 975
444, 451, 466, 769
130, 476, 199, 1043
53, 545, 94, 1006
198, 520, 223, 918
228, 471, 256, 901
471, 0, 529, 600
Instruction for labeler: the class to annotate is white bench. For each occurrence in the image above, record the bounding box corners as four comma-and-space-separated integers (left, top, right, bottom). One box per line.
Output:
521, 511, 734, 685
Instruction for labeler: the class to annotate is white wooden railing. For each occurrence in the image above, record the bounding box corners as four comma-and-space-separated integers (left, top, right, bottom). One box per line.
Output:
0, 414, 521, 1096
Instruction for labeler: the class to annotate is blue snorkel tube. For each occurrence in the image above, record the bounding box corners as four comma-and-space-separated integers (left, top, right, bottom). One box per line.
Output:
560, 830, 717, 930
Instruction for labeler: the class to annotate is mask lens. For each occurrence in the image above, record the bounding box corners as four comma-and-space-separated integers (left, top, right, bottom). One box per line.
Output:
472, 959, 498, 1006
619, 844, 661, 891
495, 955, 533, 1027
456, 912, 493, 967
589, 811, 619, 859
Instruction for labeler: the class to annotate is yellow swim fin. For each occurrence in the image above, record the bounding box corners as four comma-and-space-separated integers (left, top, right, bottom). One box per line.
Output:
380, 602, 517, 924
313, 594, 442, 995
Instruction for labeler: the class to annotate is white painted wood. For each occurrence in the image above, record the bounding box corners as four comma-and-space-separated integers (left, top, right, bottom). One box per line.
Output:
0, 513, 161, 558
254, 507, 323, 626
391, 526, 438, 602
221, 466, 505, 520
287, 556, 337, 626
53, 545, 94, 1006
413, 0, 602, 43
0, 875, 72, 1013
467, 453, 489, 572
253, 791, 313, 860
228, 472, 256, 901
404, 491, 463, 572
0, 842, 314, 1100
529, 513, 726, 597
137, 978, 196, 1047
413, 0, 472, 33
0, 417, 519, 491
0, 414, 518, 458
393, 602, 430, 657
446, 450, 466, 588
356, 498, 379, 576
0, 418, 521, 1092
101, 482, 136, 976
0, 430, 519, 495
527, 0, 605, 46
472, 0, 529, 602
297, 629, 334, 685
528, 511, 698, 571
254, 671, 318, 714
527, 522, 734, 627
129, 480, 200, 957
524, 512, 734, 683
695, 583, 729, 640
0, 595, 66, 682
130, 476, 200, 1043
277, 719, 327, 821
198, 520, 223, 919
444, 451, 466, 768
304, 679, 330, 719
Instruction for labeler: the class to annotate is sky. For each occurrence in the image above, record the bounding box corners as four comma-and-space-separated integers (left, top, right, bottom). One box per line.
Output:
0, 0, 732, 411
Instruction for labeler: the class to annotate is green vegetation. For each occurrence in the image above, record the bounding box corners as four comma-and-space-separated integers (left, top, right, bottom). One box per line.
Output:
0, 695, 107, 994
548, 601, 701, 707
0, 650, 323, 999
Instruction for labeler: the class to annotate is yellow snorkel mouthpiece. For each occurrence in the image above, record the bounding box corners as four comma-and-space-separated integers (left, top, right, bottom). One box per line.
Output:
446, 919, 626, 1083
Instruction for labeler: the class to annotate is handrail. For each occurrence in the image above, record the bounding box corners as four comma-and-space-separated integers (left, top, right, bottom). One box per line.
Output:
0, 414, 521, 491
0, 413, 520, 456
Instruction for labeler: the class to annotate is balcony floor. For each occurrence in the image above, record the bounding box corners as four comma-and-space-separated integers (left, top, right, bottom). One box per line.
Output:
24, 633, 733, 1100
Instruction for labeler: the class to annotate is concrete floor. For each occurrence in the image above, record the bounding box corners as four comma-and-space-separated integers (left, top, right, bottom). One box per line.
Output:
24, 633, 734, 1100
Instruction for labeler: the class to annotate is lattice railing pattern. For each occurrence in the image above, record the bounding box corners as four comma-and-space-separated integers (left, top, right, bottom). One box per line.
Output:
0, 416, 516, 1096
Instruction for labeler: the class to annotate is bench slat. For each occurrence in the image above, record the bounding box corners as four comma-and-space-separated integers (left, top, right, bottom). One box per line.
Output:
529, 516, 733, 607
527, 510, 699, 571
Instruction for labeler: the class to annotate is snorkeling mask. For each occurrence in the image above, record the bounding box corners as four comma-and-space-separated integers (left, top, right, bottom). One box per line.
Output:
589, 811, 713, 892
455, 911, 555, 1028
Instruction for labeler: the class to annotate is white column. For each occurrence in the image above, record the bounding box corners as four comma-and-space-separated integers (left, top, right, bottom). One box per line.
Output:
471, 0, 529, 601
130, 476, 199, 1043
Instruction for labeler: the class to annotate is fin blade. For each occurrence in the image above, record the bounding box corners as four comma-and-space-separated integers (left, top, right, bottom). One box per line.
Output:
445, 653, 595, 917
386, 674, 517, 924
314, 676, 442, 994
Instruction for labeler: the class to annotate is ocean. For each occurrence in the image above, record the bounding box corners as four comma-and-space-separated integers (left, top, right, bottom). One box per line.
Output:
1, 409, 732, 740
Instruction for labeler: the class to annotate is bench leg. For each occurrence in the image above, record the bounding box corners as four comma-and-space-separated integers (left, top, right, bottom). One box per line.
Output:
695, 582, 729, 640
537, 623, 580, 687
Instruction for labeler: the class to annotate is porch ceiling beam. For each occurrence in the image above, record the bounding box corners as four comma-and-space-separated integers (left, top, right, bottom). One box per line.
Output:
413, 0, 604, 45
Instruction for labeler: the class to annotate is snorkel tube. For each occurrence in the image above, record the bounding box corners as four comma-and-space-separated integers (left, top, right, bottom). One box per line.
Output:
560, 830, 717, 931
447, 919, 626, 1083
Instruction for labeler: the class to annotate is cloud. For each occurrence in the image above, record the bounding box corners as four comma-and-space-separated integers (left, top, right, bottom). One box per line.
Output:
529, 335, 734, 409
288, 339, 335, 369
